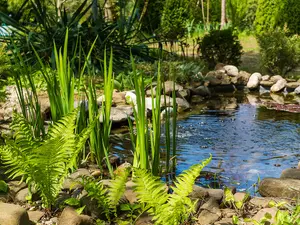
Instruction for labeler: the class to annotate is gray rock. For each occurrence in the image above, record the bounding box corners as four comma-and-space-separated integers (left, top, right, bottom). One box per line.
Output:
252, 208, 278, 224
280, 168, 300, 180
0, 203, 30, 225
247, 73, 261, 90
224, 65, 239, 77
176, 98, 191, 112
15, 188, 31, 203
198, 198, 221, 225
63, 169, 91, 190
259, 178, 300, 198
205, 71, 231, 86
58, 207, 93, 225
270, 79, 287, 92
233, 192, 250, 202
207, 189, 224, 201
295, 86, 300, 94
191, 86, 211, 97
8, 181, 27, 197
28, 210, 44, 223
189, 185, 209, 199
270, 75, 283, 83
163, 81, 183, 95
214, 218, 233, 225
262, 75, 271, 81
286, 82, 300, 89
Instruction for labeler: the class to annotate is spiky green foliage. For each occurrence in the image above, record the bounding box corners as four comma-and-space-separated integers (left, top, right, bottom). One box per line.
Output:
0, 111, 93, 208
81, 168, 130, 221
133, 156, 212, 225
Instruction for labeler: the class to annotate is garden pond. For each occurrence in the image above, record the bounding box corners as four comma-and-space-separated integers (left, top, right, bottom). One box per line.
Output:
112, 93, 300, 194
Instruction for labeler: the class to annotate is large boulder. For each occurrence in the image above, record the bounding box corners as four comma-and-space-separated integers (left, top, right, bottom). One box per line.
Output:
58, 207, 93, 225
280, 168, 300, 180
163, 81, 183, 95
224, 65, 239, 77
270, 79, 287, 92
259, 178, 300, 198
0, 203, 31, 225
247, 73, 261, 90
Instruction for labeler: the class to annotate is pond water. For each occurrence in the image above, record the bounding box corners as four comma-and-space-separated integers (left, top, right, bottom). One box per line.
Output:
112, 93, 300, 194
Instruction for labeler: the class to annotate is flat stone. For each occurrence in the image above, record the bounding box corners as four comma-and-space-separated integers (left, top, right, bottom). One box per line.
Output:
286, 82, 300, 89
260, 81, 275, 87
63, 169, 91, 190
280, 168, 300, 180
100, 106, 133, 123
28, 210, 44, 223
214, 218, 234, 225
250, 197, 290, 208
221, 208, 237, 218
15, 188, 31, 203
163, 81, 183, 95
58, 207, 93, 225
8, 181, 27, 196
207, 189, 224, 201
0, 203, 30, 225
252, 208, 278, 224
198, 198, 221, 225
259, 178, 300, 198
270, 75, 283, 83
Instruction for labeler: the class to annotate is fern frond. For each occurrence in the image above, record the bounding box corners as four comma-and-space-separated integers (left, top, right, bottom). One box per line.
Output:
133, 168, 169, 213
108, 168, 130, 207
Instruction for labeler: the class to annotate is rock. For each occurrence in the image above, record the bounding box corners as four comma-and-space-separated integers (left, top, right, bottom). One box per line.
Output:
270, 75, 283, 83
177, 89, 191, 100
91, 170, 101, 178
28, 210, 44, 223
125, 180, 135, 190
233, 192, 250, 202
236, 71, 251, 86
214, 218, 233, 225
205, 71, 231, 86
111, 106, 133, 123
270, 93, 285, 104
176, 98, 191, 112
189, 185, 209, 199
295, 86, 300, 94
124, 189, 137, 204
249, 197, 290, 208
221, 208, 236, 218
8, 181, 27, 197
215, 63, 226, 72
15, 188, 31, 203
270, 79, 287, 93
163, 81, 183, 95
262, 75, 271, 81
97, 91, 126, 106
125, 91, 137, 105
260, 81, 275, 87
252, 208, 278, 224
286, 82, 300, 89
191, 86, 211, 97
259, 178, 300, 198
280, 168, 300, 180
100, 179, 112, 187
135, 214, 153, 225
206, 189, 223, 201
224, 65, 239, 77
298, 161, 300, 169
247, 73, 261, 90
63, 169, 91, 190
58, 207, 93, 225
191, 95, 205, 104
0, 203, 30, 225
197, 198, 221, 225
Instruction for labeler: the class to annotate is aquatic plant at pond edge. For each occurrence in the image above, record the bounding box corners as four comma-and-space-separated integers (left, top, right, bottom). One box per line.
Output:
0, 110, 93, 209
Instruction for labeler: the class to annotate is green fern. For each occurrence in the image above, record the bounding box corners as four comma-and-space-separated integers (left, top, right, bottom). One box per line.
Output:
0, 111, 93, 208
133, 156, 212, 225
81, 168, 130, 221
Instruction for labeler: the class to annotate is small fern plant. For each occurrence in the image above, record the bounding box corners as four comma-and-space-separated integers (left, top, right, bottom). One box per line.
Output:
133, 156, 212, 225
81, 167, 131, 222
0, 110, 93, 209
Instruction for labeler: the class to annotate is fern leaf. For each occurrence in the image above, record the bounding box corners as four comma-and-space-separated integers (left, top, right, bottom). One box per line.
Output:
108, 169, 130, 207
133, 168, 169, 213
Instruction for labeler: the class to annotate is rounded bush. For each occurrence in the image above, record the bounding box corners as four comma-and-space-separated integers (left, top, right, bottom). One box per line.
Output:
198, 29, 243, 69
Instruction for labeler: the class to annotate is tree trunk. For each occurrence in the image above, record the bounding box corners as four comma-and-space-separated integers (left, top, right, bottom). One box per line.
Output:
221, 0, 226, 29
200, 0, 206, 24
92, 0, 98, 21
57, 0, 62, 18
104, 0, 115, 22
207, 0, 210, 24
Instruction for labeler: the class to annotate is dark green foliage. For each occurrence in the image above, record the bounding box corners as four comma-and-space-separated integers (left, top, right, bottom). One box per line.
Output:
257, 29, 300, 75
280, 0, 300, 35
199, 29, 243, 69
160, 0, 189, 39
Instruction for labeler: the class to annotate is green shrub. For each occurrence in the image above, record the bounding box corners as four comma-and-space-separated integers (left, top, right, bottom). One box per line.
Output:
198, 29, 243, 69
257, 29, 300, 75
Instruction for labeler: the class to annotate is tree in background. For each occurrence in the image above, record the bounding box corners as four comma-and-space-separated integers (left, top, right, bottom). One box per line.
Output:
160, 0, 190, 39
220, 0, 226, 29
280, 0, 300, 35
